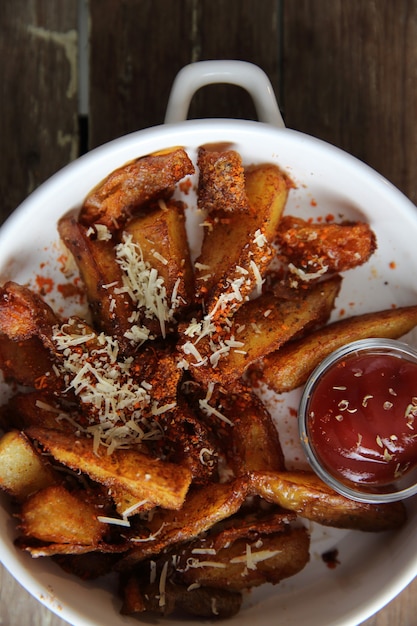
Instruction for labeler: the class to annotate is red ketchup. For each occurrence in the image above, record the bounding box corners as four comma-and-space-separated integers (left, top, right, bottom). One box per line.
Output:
307, 352, 417, 486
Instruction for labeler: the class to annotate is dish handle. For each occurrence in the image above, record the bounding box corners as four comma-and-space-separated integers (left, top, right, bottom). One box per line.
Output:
164, 60, 285, 128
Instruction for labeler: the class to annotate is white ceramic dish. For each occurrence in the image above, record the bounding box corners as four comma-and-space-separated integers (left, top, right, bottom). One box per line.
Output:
1, 61, 417, 626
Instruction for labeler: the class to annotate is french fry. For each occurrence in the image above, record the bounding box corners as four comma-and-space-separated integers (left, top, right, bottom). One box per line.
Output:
26, 427, 192, 511
197, 147, 249, 214
180, 275, 341, 386
276, 215, 377, 278
79, 148, 195, 231
120, 573, 243, 618
253, 304, 417, 394
249, 470, 407, 531
0, 282, 63, 390
124, 199, 195, 316
58, 214, 137, 349
19, 485, 106, 545
177, 527, 310, 591
0, 430, 58, 500
194, 161, 291, 316
0, 391, 80, 432
119, 478, 249, 566
208, 383, 286, 474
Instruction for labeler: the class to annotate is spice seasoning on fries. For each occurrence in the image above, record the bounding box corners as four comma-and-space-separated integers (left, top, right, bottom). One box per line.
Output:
0, 145, 412, 620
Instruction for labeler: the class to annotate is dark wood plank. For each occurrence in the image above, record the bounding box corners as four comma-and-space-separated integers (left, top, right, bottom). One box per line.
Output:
282, 0, 417, 204
88, 0, 281, 148
186, 0, 281, 121
0, 0, 78, 223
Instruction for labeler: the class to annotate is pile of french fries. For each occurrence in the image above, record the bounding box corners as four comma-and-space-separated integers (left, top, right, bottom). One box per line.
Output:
0, 145, 416, 619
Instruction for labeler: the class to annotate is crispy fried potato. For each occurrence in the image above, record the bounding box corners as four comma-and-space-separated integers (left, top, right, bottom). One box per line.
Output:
110, 487, 156, 518
0, 281, 58, 341
0, 430, 58, 500
211, 383, 285, 473
79, 148, 195, 231
26, 428, 192, 510
245, 163, 295, 224
157, 397, 219, 485
194, 163, 291, 316
16, 541, 108, 557
178, 527, 310, 591
119, 479, 249, 566
249, 470, 407, 531
0, 282, 63, 390
181, 275, 341, 386
120, 574, 242, 619
276, 216, 377, 278
253, 305, 417, 394
124, 200, 195, 315
197, 147, 249, 214
0, 391, 79, 432
19, 485, 106, 545
58, 214, 136, 349
52, 552, 123, 580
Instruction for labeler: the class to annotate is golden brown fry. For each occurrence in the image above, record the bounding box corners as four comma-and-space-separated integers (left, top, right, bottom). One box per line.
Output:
19, 485, 106, 545
58, 214, 136, 349
0, 282, 63, 390
52, 552, 124, 580
26, 427, 192, 511
0, 430, 58, 500
181, 275, 341, 386
249, 470, 407, 531
120, 573, 242, 619
157, 397, 219, 485
79, 148, 195, 231
276, 215, 377, 277
197, 147, 249, 214
119, 478, 249, 566
124, 200, 195, 315
177, 527, 310, 591
194, 163, 291, 316
0, 391, 80, 432
252, 304, 417, 394
211, 383, 285, 474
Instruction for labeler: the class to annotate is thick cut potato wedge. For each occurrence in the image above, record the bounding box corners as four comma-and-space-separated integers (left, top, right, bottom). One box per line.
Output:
0, 391, 79, 432
0, 282, 63, 391
124, 200, 195, 315
0, 280, 57, 341
178, 527, 310, 591
79, 148, 195, 231
276, 215, 377, 277
58, 215, 136, 349
210, 383, 285, 473
197, 147, 249, 214
119, 478, 249, 566
121, 574, 242, 618
182, 275, 341, 386
194, 163, 292, 316
0, 430, 58, 500
249, 470, 407, 531
26, 427, 192, 511
20, 485, 106, 545
253, 304, 417, 394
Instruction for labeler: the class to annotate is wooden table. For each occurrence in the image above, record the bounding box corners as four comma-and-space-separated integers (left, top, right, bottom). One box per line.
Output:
1, 1, 417, 624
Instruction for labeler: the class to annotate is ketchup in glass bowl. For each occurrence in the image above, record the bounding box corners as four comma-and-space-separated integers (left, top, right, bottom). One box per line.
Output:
298, 338, 417, 503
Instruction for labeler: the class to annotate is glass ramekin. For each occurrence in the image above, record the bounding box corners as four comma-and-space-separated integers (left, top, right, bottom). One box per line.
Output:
298, 338, 417, 503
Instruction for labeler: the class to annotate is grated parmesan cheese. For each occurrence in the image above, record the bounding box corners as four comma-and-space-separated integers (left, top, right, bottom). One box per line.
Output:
51, 319, 165, 452
114, 233, 178, 338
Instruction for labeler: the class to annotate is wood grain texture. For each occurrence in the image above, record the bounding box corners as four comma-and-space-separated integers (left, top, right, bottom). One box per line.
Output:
88, 0, 280, 147
0, 0, 78, 223
282, 0, 417, 204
